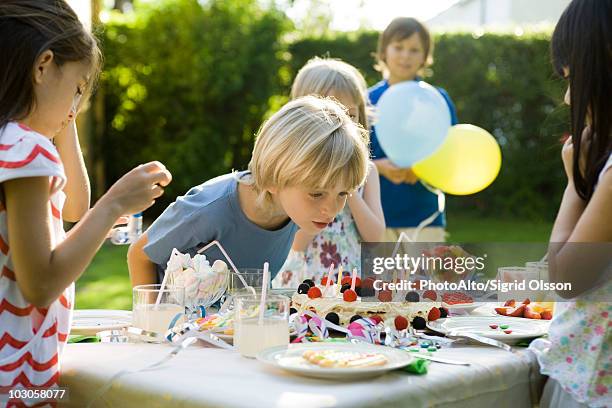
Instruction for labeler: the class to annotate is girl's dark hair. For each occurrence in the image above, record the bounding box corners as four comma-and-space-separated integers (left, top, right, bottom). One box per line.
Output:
375, 17, 433, 74
0, 0, 102, 128
551, 0, 612, 201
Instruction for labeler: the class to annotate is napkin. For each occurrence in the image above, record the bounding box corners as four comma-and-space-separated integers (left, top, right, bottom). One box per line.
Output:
400, 358, 429, 374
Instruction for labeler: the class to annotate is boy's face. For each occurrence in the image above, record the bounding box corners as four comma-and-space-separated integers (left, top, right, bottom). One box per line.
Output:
384, 32, 426, 84
274, 185, 350, 234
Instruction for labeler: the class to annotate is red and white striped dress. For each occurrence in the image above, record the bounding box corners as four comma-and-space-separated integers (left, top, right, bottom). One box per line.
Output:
0, 123, 73, 406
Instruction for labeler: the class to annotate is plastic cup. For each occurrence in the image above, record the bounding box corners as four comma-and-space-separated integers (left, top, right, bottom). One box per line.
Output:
132, 284, 185, 338
234, 294, 289, 358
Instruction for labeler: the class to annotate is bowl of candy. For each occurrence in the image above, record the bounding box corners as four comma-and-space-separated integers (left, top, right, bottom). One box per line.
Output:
165, 249, 230, 318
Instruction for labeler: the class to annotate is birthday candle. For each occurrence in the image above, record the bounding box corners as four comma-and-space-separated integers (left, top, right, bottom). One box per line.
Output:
324, 263, 335, 297
336, 265, 344, 295
351, 268, 358, 291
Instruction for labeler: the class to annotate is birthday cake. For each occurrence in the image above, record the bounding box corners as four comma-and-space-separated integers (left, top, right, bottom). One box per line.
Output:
291, 275, 445, 330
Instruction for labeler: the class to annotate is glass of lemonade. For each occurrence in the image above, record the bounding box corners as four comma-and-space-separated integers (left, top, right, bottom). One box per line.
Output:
132, 284, 185, 338
228, 269, 265, 295
234, 294, 289, 358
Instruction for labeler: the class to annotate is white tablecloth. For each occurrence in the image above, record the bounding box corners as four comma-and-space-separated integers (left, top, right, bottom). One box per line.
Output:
60, 342, 544, 408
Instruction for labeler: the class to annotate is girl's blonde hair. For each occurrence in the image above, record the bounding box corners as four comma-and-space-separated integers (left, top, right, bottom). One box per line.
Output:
247, 95, 370, 205
291, 57, 370, 130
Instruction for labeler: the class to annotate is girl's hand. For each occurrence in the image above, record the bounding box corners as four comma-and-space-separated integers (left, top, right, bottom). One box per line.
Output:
403, 168, 419, 184
562, 129, 591, 183
562, 136, 574, 182
102, 161, 172, 217
376, 158, 407, 184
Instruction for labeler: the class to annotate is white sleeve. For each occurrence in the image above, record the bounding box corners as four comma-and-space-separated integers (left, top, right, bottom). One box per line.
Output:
0, 125, 66, 194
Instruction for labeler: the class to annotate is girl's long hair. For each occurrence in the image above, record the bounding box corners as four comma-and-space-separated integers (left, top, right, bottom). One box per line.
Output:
551, 0, 612, 200
0, 0, 101, 128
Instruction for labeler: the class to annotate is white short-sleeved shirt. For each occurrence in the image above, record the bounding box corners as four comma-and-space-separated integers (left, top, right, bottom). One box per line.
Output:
0, 123, 73, 395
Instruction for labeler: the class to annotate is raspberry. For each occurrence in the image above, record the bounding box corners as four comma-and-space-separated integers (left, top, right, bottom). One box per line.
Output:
370, 315, 383, 324
320, 277, 334, 286
423, 290, 437, 301
307, 287, 322, 299
427, 307, 441, 321
362, 277, 375, 289
343, 289, 357, 302
394, 316, 409, 330
378, 289, 392, 302
341, 276, 362, 287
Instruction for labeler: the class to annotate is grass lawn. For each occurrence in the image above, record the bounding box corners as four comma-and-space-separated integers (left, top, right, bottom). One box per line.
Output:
75, 215, 553, 310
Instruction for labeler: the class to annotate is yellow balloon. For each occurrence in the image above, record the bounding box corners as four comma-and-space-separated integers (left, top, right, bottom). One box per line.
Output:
413, 124, 502, 195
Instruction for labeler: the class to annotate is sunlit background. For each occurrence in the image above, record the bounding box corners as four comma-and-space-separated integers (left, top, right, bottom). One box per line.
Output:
61, 0, 571, 308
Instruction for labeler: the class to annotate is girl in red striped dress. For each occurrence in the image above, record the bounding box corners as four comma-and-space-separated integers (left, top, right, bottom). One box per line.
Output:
0, 1, 171, 405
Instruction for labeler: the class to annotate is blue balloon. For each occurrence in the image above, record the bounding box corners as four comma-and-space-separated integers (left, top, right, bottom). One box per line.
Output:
374, 81, 451, 167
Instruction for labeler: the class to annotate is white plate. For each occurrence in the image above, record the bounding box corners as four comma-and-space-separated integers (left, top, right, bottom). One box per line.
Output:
256, 342, 414, 380
442, 302, 480, 314
427, 316, 550, 345
71, 309, 132, 336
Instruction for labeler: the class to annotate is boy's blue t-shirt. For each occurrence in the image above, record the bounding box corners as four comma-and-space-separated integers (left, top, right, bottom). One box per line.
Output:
144, 171, 298, 282
368, 79, 458, 228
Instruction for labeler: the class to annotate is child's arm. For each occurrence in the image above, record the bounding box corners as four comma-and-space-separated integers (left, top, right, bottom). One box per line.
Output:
347, 162, 385, 241
127, 232, 159, 287
548, 138, 612, 297
5, 162, 171, 307
127, 190, 206, 287
55, 121, 90, 222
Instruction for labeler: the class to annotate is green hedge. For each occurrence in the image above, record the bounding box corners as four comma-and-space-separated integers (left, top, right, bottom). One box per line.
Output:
97, 4, 568, 221
287, 31, 569, 221
96, 0, 289, 214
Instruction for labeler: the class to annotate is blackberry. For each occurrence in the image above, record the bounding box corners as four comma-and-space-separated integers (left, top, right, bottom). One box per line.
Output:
439, 307, 448, 318
359, 286, 375, 297
289, 307, 297, 315
302, 279, 315, 288
340, 284, 351, 293
405, 291, 420, 302
349, 314, 363, 323
297, 283, 310, 294
325, 312, 340, 326
412, 316, 427, 330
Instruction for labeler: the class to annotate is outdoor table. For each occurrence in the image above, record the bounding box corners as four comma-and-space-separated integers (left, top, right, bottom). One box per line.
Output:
60, 342, 544, 407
